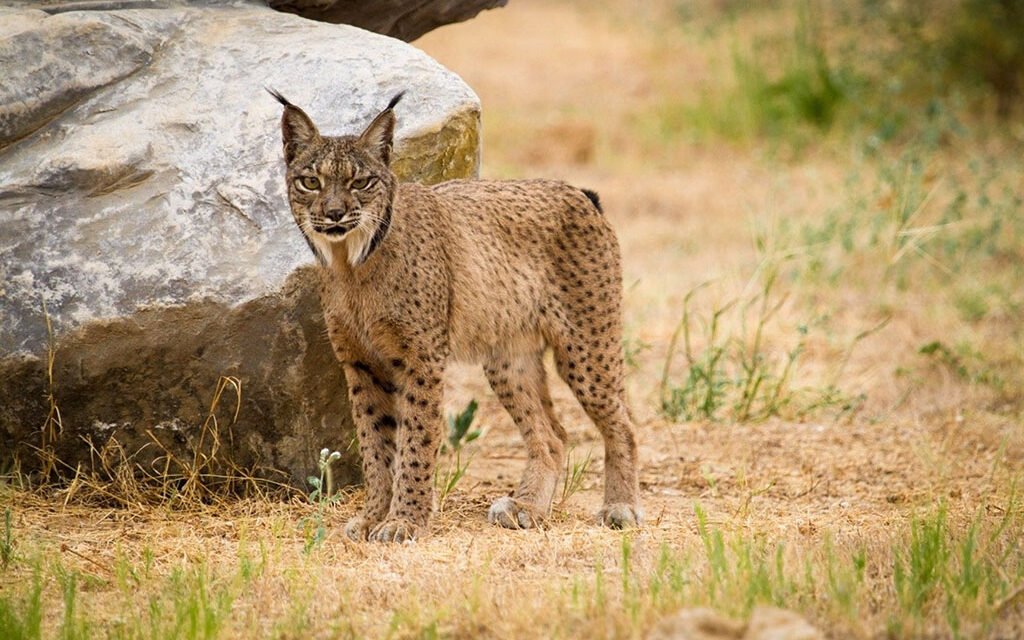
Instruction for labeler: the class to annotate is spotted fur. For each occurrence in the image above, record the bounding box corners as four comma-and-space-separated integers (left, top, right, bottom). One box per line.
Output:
271, 91, 642, 542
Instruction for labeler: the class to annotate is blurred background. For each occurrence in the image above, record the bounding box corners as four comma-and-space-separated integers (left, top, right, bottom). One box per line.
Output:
423, 0, 1024, 167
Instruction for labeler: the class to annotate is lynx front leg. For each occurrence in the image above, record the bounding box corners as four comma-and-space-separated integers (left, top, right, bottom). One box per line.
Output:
370, 355, 445, 543
341, 361, 398, 541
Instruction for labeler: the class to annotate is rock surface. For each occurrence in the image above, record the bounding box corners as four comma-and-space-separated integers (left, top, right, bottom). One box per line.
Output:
647, 607, 823, 640
0, 3, 480, 487
267, 0, 508, 42
3, 1, 507, 42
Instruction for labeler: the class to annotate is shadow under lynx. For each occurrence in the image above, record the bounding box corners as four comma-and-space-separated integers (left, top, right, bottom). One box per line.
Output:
270, 90, 642, 542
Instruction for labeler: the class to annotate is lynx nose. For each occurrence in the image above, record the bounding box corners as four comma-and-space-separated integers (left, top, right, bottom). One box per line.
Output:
325, 208, 346, 223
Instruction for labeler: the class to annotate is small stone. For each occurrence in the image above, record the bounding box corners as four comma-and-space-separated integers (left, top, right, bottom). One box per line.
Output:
647, 608, 744, 640
647, 607, 822, 640
745, 607, 823, 640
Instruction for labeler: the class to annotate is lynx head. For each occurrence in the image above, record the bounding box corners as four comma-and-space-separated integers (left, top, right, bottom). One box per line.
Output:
269, 89, 404, 267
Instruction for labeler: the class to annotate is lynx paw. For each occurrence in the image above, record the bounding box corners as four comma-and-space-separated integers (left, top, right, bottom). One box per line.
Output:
487, 496, 543, 529
598, 503, 644, 530
344, 515, 379, 541
370, 518, 420, 543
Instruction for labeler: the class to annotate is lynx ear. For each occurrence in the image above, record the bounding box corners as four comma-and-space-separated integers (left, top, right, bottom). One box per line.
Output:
358, 91, 405, 165
267, 88, 320, 164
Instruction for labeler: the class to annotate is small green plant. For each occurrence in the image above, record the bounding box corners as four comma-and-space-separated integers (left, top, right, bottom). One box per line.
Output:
558, 447, 593, 507
886, 498, 1024, 637
919, 340, 1003, 391
659, 265, 862, 423
672, 1, 852, 146
732, 2, 848, 134
91, 554, 245, 640
694, 504, 729, 606
659, 282, 732, 421
953, 288, 989, 323
823, 538, 867, 620
0, 565, 43, 639
1, 508, 12, 570
622, 335, 651, 371
592, 558, 606, 613
57, 568, 90, 640
307, 447, 342, 504
693, 504, 792, 616
300, 447, 342, 553
157, 563, 236, 640
619, 535, 642, 623
435, 450, 472, 513
647, 543, 690, 608
445, 399, 480, 453
435, 400, 481, 511
892, 506, 950, 629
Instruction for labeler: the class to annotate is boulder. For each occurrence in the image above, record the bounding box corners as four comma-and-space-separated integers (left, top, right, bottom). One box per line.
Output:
5, 1, 507, 42
0, 3, 480, 490
267, 0, 508, 41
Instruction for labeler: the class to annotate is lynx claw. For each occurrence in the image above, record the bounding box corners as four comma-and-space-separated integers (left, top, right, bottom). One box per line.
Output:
487, 496, 542, 529
344, 515, 378, 541
598, 503, 644, 530
370, 518, 420, 543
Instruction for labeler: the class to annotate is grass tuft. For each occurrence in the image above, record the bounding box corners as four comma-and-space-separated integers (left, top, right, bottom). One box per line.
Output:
46, 374, 296, 510
1, 508, 12, 570
0, 564, 43, 639
658, 258, 871, 424
558, 447, 593, 508
40, 302, 64, 481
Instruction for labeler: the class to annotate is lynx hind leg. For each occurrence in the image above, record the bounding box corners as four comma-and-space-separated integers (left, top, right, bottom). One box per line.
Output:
550, 220, 642, 529
484, 351, 567, 529
553, 338, 642, 528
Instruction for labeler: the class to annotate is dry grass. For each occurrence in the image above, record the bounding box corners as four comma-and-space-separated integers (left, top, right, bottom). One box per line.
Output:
3, 1, 1023, 638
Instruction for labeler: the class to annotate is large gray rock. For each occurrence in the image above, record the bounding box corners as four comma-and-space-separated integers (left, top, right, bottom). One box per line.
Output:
0, 4, 480, 489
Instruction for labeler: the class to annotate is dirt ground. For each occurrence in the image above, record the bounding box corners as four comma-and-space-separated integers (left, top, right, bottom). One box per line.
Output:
3, 1, 1022, 638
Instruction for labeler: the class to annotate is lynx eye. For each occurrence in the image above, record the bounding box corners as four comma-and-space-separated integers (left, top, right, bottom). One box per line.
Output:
350, 176, 374, 190
296, 176, 321, 191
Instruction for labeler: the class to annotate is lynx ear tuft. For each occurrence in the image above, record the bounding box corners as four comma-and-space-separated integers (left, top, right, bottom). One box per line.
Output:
268, 88, 320, 164
266, 87, 293, 108
386, 91, 406, 111
358, 91, 405, 165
